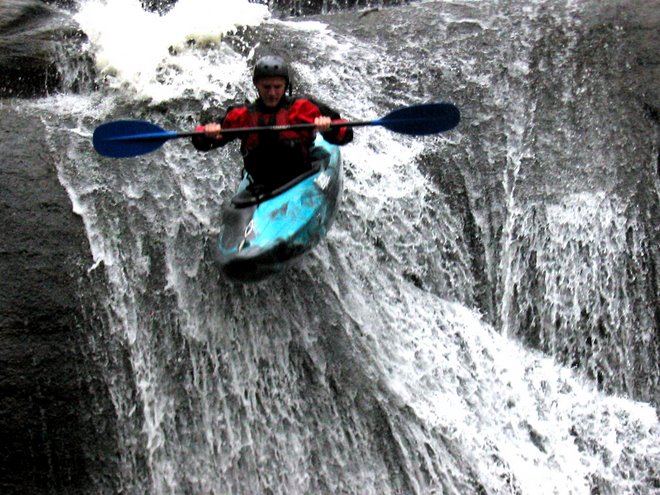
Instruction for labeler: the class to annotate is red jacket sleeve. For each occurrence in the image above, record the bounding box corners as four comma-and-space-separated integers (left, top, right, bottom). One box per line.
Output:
288, 99, 322, 124
322, 119, 353, 145
191, 106, 250, 151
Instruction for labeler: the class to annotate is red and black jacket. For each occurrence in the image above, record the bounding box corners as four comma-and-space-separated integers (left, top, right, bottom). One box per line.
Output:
192, 96, 352, 188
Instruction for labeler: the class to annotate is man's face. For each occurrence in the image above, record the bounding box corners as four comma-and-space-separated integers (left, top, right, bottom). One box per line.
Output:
255, 76, 287, 108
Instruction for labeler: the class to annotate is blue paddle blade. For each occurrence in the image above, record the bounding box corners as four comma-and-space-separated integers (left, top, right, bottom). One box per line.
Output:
93, 120, 175, 158
377, 102, 460, 136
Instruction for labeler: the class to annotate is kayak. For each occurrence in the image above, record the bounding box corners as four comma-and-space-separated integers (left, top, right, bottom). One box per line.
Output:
215, 134, 342, 282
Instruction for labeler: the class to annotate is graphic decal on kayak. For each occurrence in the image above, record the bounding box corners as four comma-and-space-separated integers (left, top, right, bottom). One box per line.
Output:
315, 172, 331, 190
238, 220, 255, 252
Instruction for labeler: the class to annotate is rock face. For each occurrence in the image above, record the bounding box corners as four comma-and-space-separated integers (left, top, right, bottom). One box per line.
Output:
0, 3, 117, 490
268, 0, 407, 17
0, 0, 90, 98
0, 1, 59, 97
0, 107, 118, 494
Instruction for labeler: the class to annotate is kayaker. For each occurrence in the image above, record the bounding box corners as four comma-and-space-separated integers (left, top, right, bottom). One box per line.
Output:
192, 55, 353, 192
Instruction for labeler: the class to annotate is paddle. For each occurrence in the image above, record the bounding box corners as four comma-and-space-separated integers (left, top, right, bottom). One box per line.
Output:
93, 102, 460, 158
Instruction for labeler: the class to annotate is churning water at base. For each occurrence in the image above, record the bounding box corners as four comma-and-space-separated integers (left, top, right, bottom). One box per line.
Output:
29, 0, 659, 492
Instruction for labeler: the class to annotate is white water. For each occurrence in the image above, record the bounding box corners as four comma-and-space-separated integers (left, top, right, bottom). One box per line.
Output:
500, 191, 658, 401
75, 0, 269, 101
36, 0, 659, 493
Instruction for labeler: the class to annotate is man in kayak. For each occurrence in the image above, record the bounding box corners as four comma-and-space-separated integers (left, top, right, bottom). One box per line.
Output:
192, 55, 353, 192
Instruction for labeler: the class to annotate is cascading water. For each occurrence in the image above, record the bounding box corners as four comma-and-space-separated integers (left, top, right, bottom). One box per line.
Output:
18, 0, 658, 493
489, 1, 659, 406
500, 192, 658, 404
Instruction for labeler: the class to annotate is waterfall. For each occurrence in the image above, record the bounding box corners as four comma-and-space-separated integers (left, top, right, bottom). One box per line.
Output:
21, 0, 658, 492
500, 192, 658, 404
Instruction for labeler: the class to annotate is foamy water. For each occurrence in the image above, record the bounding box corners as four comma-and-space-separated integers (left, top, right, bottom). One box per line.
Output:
74, 0, 269, 100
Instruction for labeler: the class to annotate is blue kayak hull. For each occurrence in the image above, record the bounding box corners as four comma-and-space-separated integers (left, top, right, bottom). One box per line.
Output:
215, 135, 342, 282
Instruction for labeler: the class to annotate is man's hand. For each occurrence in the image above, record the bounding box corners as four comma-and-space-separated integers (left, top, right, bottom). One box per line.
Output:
204, 123, 223, 140
314, 116, 332, 132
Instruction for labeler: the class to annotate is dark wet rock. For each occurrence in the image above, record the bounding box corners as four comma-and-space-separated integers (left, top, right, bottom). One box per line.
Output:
268, 0, 409, 17
0, 105, 118, 494
139, 0, 411, 17
40, 0, 78, 9
0, 0, 90, 98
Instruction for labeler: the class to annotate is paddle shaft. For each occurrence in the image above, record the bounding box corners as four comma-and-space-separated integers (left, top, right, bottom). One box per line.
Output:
156, 120, 376, 140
